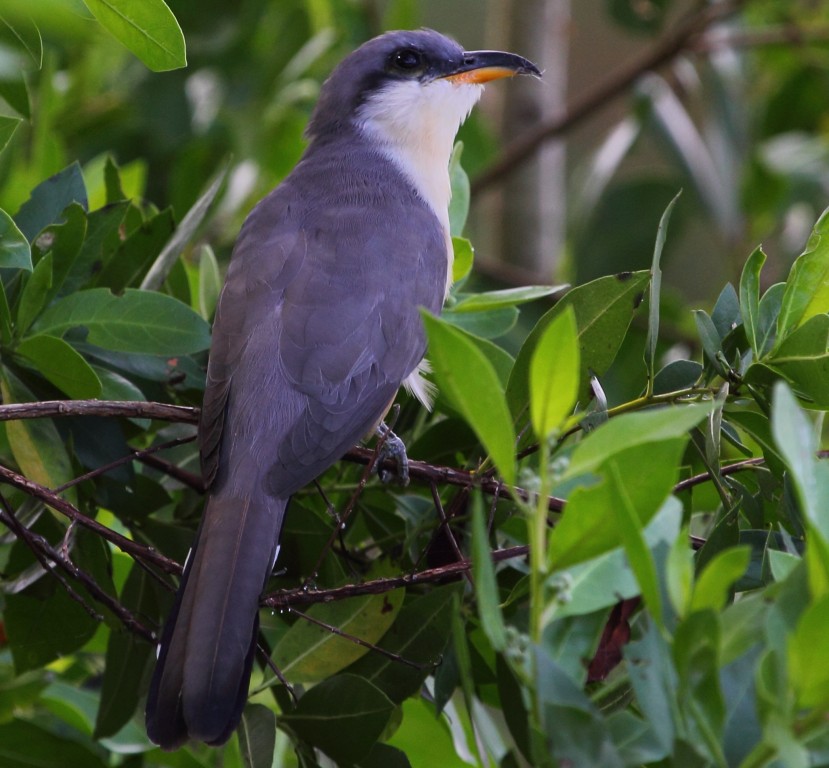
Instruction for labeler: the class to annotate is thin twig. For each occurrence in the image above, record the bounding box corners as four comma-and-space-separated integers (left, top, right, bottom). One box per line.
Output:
0, 399, 198, 424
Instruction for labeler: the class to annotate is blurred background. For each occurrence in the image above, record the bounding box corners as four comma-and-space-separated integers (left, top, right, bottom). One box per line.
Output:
2, 0, 829, 347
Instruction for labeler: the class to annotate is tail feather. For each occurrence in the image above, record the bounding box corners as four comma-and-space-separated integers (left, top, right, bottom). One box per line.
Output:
146, 494, 286, 749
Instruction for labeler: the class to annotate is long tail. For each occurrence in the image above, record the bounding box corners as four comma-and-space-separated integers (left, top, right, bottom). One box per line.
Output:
145, 493, 286, 749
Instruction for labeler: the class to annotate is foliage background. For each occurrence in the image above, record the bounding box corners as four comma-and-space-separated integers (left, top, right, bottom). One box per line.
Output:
2, 1, 829, 767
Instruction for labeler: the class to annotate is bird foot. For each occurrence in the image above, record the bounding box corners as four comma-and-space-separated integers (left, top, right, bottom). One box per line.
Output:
375, 422, 409, 486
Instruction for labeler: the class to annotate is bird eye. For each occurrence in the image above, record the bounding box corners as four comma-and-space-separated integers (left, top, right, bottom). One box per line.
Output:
393, 48, 423, 71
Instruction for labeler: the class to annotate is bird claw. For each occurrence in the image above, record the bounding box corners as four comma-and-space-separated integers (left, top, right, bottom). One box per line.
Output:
375, 422, 410, 486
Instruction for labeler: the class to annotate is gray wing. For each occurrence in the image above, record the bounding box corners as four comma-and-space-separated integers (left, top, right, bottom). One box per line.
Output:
200, 155, 446, 499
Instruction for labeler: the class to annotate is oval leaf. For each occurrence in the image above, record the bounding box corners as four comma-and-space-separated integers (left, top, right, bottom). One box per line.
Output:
422, 312, 516, 484
15, 334, 102, 399
31, 288, 211, 355
530, 304, 580, 439
82, 0, 186, 71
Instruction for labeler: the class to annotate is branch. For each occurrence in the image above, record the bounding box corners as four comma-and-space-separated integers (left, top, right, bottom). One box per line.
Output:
0, 399, 198, 424
264, 544, 529, 609
0, 462, 181, 576
471, 0, 744, 194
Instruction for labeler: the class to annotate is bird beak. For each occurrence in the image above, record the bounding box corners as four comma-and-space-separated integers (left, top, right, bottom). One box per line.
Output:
440, 50, 541, 85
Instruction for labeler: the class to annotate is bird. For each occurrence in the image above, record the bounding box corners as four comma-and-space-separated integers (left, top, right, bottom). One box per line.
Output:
145, 28, 539, 749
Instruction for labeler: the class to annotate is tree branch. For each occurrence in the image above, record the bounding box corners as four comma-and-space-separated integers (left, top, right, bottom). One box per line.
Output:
471, 0, 744, 194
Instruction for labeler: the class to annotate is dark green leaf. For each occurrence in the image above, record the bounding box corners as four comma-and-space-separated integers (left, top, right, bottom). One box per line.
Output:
0, 719, 107, 768
0, 13, 42, 68
344, 585, 458, 703
82, 0, 187, 71
280, 674, 393, 764
14, 162, 88, 241
103, 156, 126, 203
653, 359, 702, 395
740, 246, 767, 359
94, 563, 159, 738
0, 75, 29, 119
646, 191, 681, 388
691, 546, 751, 612
507, 270, 649, 413
356, 743, 412, 768
607, 710, 669, 764
197, 244, 220, 320
32, 203, 88, 304
496, 655, 531, 762
93, 207, 174, 292
239, 704, 276, 768
15, 334, 102, 398
32, 287, 211, 354
0, 207, 32, 270
757, 282, 785, 357
693, 309, 724, 367
16, 253, 53, 334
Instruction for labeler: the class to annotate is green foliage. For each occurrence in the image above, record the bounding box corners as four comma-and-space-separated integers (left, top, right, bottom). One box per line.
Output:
3, 3, 829, 768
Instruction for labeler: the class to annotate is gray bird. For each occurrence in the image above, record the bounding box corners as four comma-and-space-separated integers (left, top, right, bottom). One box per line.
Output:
145, 28, 539, 749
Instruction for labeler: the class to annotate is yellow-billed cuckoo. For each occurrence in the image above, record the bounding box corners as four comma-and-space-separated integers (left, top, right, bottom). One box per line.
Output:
145, 28, 539, 749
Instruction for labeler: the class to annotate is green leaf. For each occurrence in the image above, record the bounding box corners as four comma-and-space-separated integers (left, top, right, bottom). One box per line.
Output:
690, 546, 751, 613
757, 282, 785, 357
81, 0, 186, 71
0, 13, 42, 68
448, 142, 470, 236
453, 285, 566, 313
563, 402, 713, 480
0, 719, 107, 768
14, 161, 88, 241
140, 163, 227, 290
0, 207, 31, 270
280, 674, 394, 764
272, 589, 403, 683
441, 305, 518, 339
608, 459, 663, 625
646, 191, 681, 389
653, 359, 702, 395
239, 704, 277, 768
666, 524, 694, 618
344, 585, 458, 703
471, 492, 507, 651
530, 305, 579, 439
550, 438, 686, 571
15, 334, 102, 399
451, 236, 474, 283
423, 312, 516, 484
197, 244, 220, 320
788, 594, 829, 707
693, 309, 725, 369
740, 246, 767, 359
31, 287, 211, 354
0, 115, 22, 154
507, 271, 649, 414
771, 381, 829, 543
93, 206, 175, 291
777, 204, 829, 342
33, 203, 88, 305
94, 564, 158, 738
0, 369, 75, 494
765, 313, 829, 408
624, 618, 678, 754
16, 253, 53, 334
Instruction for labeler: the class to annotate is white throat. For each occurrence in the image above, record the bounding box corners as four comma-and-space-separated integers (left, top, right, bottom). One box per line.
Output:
356, 79, 483, 286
